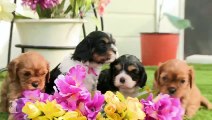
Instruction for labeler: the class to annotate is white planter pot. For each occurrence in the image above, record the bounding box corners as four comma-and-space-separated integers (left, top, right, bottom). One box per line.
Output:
15, 19, 85, 69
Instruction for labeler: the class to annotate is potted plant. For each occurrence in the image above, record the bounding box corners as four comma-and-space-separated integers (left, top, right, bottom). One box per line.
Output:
13, 0, 111, 69
141, 0, 192, 66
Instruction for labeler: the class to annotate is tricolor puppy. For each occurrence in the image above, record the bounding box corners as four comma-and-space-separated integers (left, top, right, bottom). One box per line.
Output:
154, 59, 212, 118
45, 31, 118, 94
98, 54, 147, 98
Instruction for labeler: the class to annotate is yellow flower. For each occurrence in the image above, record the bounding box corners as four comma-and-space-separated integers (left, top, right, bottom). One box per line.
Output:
0, 0, 15, 21
32, 116, 48, 120
116, 102, 126, 114
36, 100, 66, 119
115, 91, 125, 102
107, 113, 122, 120
22, 102, 42, 119
57, 111, 87, 120
104, 103, 116, 115
104, 91, 120, 104
96, 112, 107, 120
125, 97, 146, 120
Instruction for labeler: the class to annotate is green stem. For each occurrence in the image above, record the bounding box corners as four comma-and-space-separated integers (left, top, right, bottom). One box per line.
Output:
72, 0, 77, 18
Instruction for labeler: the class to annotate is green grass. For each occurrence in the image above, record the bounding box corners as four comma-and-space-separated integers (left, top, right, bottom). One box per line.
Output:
0, 64, 211, 119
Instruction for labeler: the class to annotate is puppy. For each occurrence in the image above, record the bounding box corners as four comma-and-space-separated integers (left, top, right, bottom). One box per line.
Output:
154, 59, 212, 118
0, 51, 50, 113
45, 31, 118, 94
97, 54, 147, 98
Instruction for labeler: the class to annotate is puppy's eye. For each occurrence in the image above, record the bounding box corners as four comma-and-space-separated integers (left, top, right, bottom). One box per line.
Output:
40, 72, 46, 75
130, 69, 139, 74
162, 76, 168, 81
24, 72, 31, 77
180, 80, 185, 84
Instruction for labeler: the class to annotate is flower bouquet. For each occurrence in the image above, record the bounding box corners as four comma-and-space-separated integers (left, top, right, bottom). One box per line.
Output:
10, 65, 184, 120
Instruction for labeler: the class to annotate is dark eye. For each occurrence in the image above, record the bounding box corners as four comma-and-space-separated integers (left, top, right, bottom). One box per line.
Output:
40, 72, 46, 75
24, 72, 31, 77
162, 76, 168, 81
130, 69, 139, 74
180, 80, 185, 84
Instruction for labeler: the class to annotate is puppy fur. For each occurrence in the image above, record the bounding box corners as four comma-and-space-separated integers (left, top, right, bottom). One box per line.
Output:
0, 51, 50, 113
97, 54, 147, 98
45, 31, 118, 94
154, 59, 212, 118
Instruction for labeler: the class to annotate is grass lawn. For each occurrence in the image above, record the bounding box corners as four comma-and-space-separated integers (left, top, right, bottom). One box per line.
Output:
0, 64, 212, 119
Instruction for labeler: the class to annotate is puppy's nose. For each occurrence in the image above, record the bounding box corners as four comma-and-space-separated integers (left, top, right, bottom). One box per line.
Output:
32, 82, 39, 88
168, 87, 176, 95
120, 77, 125, 84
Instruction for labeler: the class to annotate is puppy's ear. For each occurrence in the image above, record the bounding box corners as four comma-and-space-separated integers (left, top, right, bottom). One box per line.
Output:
189, 66, 195, 88
72, 37, 92, 62
154, 64, 162, 89
137, 64, 147, 88
8, 59, 19, 82
45, 63, 50, 83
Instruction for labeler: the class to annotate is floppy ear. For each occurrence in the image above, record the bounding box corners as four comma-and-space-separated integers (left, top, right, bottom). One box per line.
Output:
137, 64, 147, 88
7, 59, 19, 82
109, 60, 119, 90
189, 66, 195, 88
154, 64, 162, 89
72, 37, 92, 62
45, 63, 50, 83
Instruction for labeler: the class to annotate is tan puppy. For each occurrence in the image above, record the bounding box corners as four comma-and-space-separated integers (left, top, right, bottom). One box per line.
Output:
154, 59, 212, 118
0, 51, 50, 113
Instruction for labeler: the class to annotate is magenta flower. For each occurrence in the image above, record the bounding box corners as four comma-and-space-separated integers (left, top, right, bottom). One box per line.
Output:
53, 65, 91, 111
79, 91, 105, 119
67, 64, 86, 83
22, 0, 59, 10
9, 98, 30, 120
54, 75, 82, 97
141, 93, 184, 120
54, 65, 86, 97
22, 89, 54, 102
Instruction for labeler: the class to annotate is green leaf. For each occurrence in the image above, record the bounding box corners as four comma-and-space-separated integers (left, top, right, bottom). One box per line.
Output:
64, 5, 72, 14
14, 13, 32, 19
74, 2, 79, 18
85, 0, 92, 12
91, 16, 101, 30
164, 13, 193, 30
51, 0, 66, 18
36, 5, 43, 18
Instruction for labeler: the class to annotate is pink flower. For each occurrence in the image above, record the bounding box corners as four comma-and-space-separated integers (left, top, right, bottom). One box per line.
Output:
22, 89, 54, 102
54, 75, 82, 97
53, 65, 91, 111
54, 65, 86, 97
79, 91, 105, 119
22, 0, 59, 10
67, 64, 86, 83
97, 0, 111, 16
141, 94, 184, 120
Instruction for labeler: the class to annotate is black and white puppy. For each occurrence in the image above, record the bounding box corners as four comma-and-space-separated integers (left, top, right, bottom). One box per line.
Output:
45, 31, 118, 94
97, 54, 147, 98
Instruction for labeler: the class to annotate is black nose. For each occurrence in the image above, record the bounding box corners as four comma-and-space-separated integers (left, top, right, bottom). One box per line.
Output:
120, 77, 125, 83
168, 87, 176, 94
32, 82, 39, 88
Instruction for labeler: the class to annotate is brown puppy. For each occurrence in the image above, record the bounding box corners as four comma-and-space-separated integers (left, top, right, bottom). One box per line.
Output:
0, 51, 50, 113
154, 59, 212, 118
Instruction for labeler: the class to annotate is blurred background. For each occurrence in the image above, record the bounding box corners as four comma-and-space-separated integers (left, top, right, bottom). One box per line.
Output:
0, 0, 212, 69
